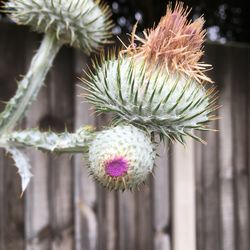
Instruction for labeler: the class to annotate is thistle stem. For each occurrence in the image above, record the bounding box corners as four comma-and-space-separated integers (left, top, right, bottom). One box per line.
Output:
0, 128, 95, 154
0, 32, 61, 134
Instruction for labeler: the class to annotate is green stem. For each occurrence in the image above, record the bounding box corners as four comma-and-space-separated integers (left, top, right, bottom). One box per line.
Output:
0, 32, 61, 134
0, 127, 95, 154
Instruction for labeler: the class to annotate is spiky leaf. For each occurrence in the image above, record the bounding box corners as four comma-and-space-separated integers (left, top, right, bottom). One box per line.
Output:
7, 147, 33, 193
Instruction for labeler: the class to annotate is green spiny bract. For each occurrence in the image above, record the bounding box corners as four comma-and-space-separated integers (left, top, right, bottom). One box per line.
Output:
4, 0, 113, 53
83, 56, 218, 144
83, 2, 218, 144
88, 125, 156, 190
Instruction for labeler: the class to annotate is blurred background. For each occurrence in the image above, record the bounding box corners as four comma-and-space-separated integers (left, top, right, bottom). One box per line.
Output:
0, 0, 250, 250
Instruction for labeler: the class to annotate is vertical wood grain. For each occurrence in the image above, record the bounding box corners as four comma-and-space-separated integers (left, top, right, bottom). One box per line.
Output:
247, 47, 250, 250
48, 47, 75, 250
0, 150, 4, 250
194, 135, 204, 250
153, 143, 171, 250
24, 32, 52, 250
172, 139, 196, 250
216, 45, 235, 250
154, 232, 171, 250
200, 45, 220, 250
201, 121, 220, 250
231, 46, 249, 250
135, 183, 153, 250
73, 51, 98, 250
0, 24, 27, 250
117, 191, 136, 250
96, 188, 117, 250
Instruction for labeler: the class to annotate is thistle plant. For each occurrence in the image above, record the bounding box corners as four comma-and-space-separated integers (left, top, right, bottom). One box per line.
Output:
0, 0, 113, 192
0, 0, 112, 134
79, 2, 219, 189
0, 1, 218, 192
83, 2, 218, 144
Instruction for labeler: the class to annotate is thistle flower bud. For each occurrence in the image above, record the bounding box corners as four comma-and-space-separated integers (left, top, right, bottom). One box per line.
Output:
88, 125, 156, 190
124, 2, 210, 83
83, 2, 218, 143
85, 57, 217, 143
5, 0, 113, 53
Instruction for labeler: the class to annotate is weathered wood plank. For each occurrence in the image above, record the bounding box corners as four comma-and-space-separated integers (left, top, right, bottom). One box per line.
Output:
48, 47, 75, 250
201, 121, 220, 250
153, 142, 171, 250
199, 45, 220, 250
24, 33, 52, 250
96, 187, 117, 250
153, 143, 170, 232
104, 191, 117, 250
134, 183, 153, 250
154, 232, 171, 250
172, 139, 196, 250
216, 45, 235, 250
194, 132, 204, 250
248, 47, 250, 250
231, 46, 249, 250
118, 191, 135, 250
0, 150, 4, 250
25, 45, 76, 250
73, 51, 98, 250
25, 113, 51, 249
0, 24, 28, 250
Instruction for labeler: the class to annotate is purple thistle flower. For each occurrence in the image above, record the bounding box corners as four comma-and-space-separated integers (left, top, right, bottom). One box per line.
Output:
105, 156, 128, 177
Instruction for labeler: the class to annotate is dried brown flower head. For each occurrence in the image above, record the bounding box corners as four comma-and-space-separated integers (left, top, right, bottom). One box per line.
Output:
123, 2, 212, 83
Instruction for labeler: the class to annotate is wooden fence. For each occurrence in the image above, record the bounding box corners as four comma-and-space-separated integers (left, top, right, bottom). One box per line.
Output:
0, 22, 250, 250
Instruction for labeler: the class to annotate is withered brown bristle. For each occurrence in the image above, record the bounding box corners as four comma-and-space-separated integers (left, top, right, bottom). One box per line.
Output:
122, 2, 212, 83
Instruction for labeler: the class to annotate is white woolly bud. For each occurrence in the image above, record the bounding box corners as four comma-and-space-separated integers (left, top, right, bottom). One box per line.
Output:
88, 125, 156, 190
5, 0, 113, 53
84, 56, 217, 143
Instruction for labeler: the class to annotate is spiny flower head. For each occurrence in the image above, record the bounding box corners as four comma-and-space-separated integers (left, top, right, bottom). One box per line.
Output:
124, 2, 211, 83
83, 1, 218, 144
88, 125, 156, 190
4, 0, 113, 53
